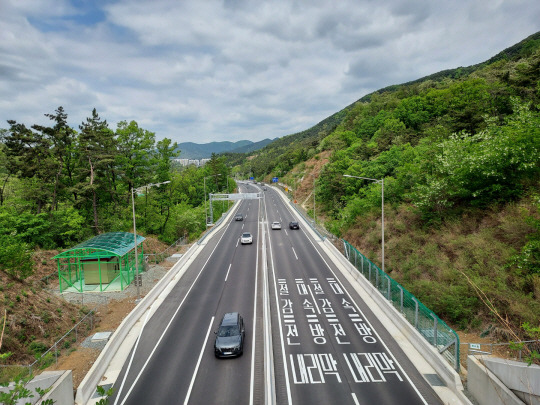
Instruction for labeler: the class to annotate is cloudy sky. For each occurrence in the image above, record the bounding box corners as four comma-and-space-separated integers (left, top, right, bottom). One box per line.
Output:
1, 1, 539, 144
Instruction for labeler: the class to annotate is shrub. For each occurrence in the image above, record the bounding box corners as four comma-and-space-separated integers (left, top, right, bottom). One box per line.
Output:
0, 236, 34, 280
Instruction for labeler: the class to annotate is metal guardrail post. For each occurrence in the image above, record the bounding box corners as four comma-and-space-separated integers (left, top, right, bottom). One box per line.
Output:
414, 298, 419, 329
433, 315, 438, 346
368, 262, 372, 283
399, 286, 403, 313
387, 278, 391, 300
455, 338, 459, 371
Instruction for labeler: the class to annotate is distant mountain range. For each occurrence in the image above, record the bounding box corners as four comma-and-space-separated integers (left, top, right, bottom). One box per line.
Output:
173, 138, 277, 159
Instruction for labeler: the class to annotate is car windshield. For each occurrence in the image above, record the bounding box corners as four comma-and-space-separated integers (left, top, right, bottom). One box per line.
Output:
242, 233, 251, 237
217, 325, 240, 337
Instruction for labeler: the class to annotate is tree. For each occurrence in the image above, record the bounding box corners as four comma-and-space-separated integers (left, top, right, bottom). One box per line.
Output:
77, 109, 117, 233
32, 107, 78, 211
4, 120, 55, 213
115, 120, 156, 203
152, 138, 179, 234
0, 129, 10, 206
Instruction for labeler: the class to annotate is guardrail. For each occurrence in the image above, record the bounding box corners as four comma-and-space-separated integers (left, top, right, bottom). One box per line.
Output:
342, 240, 460, 372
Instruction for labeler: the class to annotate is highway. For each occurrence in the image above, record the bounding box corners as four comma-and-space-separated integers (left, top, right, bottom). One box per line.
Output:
110, 182, 264, 405
263, 186, 442, 405
107, 182, 442, 404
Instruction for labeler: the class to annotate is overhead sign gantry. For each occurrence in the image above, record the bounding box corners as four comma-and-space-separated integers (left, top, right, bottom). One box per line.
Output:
208, 192, 262, 225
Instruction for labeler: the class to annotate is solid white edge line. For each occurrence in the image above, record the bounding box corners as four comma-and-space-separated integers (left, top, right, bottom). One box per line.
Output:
114, 301, 156, 405
249, 197, 260, 405
117, 220, 234, 404
266, 197, 293, 405
283, 199, 429, 405
183, 316, 215, 405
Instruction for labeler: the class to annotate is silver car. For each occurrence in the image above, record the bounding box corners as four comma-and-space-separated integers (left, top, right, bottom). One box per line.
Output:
241, 232, 253, 244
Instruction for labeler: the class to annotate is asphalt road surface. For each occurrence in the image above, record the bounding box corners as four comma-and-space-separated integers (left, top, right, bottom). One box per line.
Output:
108, 182, 442, 405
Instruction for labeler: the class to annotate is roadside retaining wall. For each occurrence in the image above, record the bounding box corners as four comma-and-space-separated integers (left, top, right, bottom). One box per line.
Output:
468, 355, 540, 405
467, 355, 524, 405
0, 370, 73, 405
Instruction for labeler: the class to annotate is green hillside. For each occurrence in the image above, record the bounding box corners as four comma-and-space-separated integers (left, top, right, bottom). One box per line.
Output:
240, 32, 540, 333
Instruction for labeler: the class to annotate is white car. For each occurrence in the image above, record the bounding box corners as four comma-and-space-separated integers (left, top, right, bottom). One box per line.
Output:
240, 232, 253, 244
271, 221, 282, 230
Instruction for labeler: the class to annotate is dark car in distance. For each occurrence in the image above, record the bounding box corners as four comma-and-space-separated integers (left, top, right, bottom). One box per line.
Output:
214, 312, 245, 358
289, 221, 299, 229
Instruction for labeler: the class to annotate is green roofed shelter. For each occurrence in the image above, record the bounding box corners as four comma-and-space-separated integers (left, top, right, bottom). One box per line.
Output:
53, 231, 145, 293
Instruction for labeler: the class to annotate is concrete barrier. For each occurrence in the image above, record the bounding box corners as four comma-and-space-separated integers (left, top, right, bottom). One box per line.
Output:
467, 355, 525, 405
0, 370, 73, 405
39, 370, 74, 405
468, 355, 540, 405
75, 202, 240, 404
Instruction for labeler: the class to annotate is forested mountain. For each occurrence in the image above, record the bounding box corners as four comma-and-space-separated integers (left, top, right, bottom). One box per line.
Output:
174, 138, 275, 159
232, 31, 540, 332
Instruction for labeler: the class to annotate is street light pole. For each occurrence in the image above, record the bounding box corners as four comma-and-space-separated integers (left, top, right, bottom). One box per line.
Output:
131, 180, 171, 299
204, 174, 221, 226
343, 174, 385, 273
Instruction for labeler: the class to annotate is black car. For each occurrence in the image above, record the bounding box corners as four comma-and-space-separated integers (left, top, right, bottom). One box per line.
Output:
289, 221, 299, 229
234, 213, 243, 221
214, 312, 245, 358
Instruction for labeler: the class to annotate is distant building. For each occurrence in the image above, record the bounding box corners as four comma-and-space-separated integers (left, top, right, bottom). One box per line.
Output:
172, 158, 210, 167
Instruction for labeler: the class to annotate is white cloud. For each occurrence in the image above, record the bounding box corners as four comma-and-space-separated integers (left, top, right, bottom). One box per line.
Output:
1, 0, 539, 143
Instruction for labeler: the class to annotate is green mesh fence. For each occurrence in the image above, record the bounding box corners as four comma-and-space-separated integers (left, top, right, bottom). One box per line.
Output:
343, 240, 460, 371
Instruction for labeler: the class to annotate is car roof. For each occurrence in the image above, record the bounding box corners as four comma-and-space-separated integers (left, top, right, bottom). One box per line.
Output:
221, 312, 240, 325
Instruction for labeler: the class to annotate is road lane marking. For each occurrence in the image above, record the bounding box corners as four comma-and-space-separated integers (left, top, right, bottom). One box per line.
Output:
291, 247, 298, 260
225, 263, 232, 281
113, 301, 156, 405
266, 202, 293, 404
115, 220, 233, 404
184, 317, 215, 405
275, 189, 428, 404
249, 197, 261, 405
352, 393, 360, 405
299, 219, 429, 404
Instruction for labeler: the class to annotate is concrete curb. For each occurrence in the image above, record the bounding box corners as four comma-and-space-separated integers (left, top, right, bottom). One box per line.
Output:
75, 202, 240, 405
